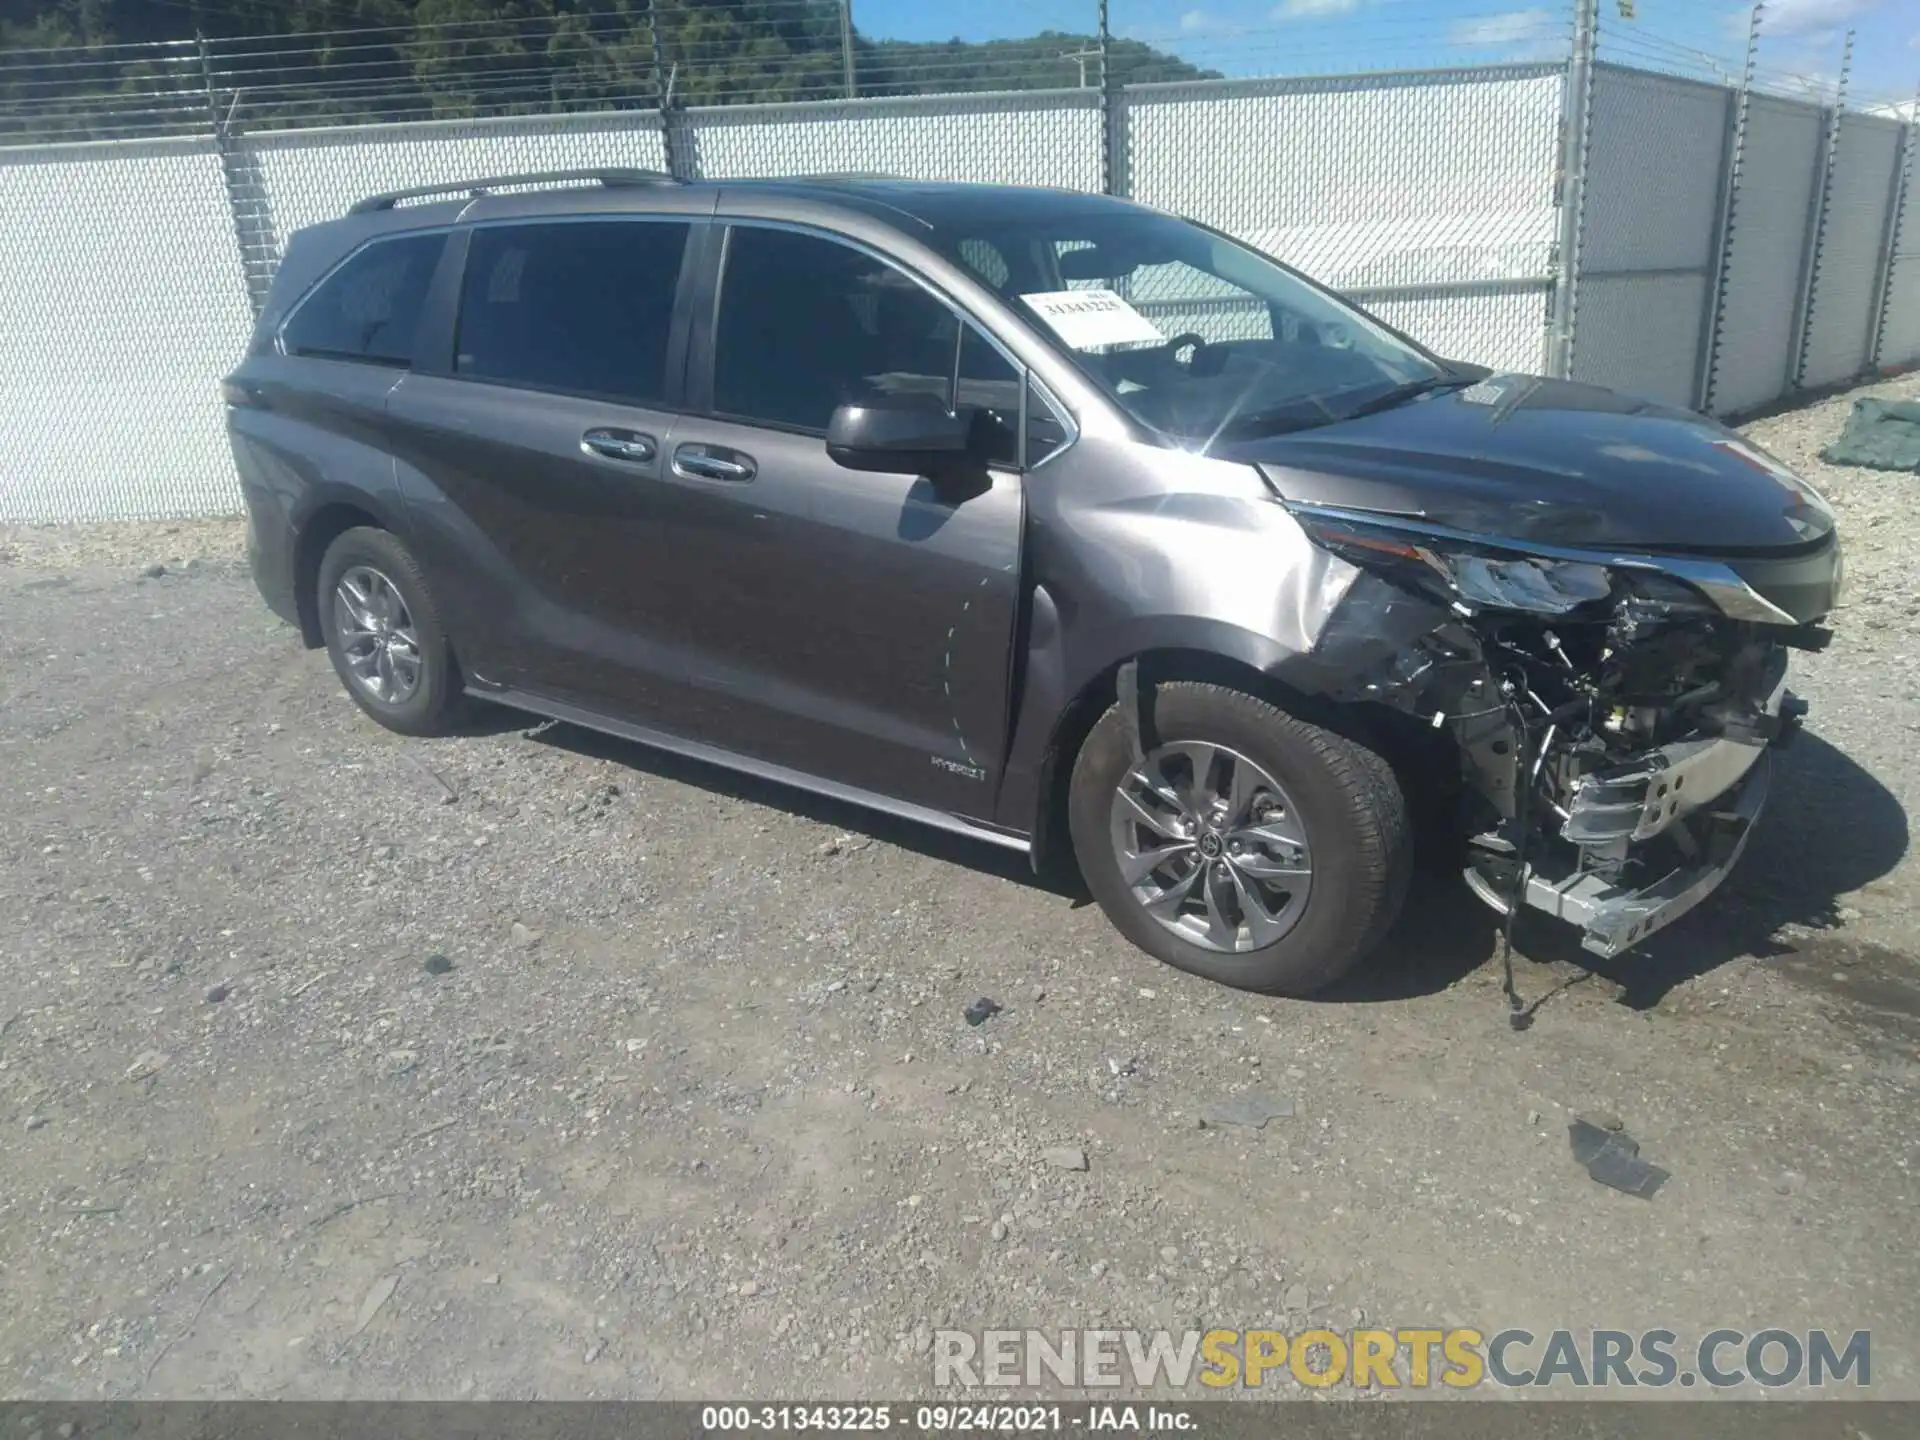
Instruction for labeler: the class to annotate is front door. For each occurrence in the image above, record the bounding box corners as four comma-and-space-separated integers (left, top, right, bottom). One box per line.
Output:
659, 222, 1029, 819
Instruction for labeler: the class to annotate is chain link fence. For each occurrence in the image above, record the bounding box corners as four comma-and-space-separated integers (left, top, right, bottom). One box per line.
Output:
1, 0, 1918, 523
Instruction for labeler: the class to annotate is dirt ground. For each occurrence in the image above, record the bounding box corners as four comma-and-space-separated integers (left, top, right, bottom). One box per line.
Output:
1, 379, 1917, 1403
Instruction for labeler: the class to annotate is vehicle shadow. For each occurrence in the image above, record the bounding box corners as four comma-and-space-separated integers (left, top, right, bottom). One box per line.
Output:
503, 718, 1906, 1009
1329, 730, 1908, 1007
1594, 729, 1909, 1009
521, 718, 1090, 901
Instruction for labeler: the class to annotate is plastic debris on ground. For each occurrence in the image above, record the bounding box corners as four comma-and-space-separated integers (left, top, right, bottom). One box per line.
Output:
1568, 1118, 1670, 1199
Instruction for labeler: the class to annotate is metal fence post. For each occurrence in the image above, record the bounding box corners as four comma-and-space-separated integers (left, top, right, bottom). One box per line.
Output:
1097, 0, 1120, 197
198, 32, 278, 319
648, 0, 694, 180
1866, 89, 1917, 373
1789, 28, 1853, 392
1697, 2, 1764, 414
1546, 0, 1598, 379
841, 0, 857, 101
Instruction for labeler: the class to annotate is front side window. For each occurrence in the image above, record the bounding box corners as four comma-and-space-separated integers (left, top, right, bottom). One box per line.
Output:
282, 231, 444, 367
712, 226, 1027, 465
455, 219, 690, 404
928, 208, 1443, 445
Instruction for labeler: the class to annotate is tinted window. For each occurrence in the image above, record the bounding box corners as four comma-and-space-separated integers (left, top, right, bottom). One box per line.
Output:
283, 232, 443, 366
455, 220, 690, 404
1026, 377, 1069, 465
714, 227, 1029, 466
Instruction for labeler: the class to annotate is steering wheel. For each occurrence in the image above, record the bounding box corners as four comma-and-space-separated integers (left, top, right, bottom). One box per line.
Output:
1159, 330, 1232, 377
1161, 331, 1207, 365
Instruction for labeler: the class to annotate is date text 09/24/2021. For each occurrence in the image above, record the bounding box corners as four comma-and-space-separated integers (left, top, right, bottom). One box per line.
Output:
701, 1405, 1192, 1432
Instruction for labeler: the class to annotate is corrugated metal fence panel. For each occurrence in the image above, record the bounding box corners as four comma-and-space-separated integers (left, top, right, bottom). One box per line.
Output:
1877, 134, 1920, 368
1580, 66, 1728, 274
1120, 66, 1561, 372
1571, 273, 1712, 407
1568, 67, 1728, 408
1799, 113, 1902, 390
0, 140, 254, 523
253, 111, 670, 251
1709, 96, 1823, 416
684, 89, 1102, 190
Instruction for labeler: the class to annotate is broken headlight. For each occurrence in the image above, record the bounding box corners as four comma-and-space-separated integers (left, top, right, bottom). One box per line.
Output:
1290, 507, 1714, 618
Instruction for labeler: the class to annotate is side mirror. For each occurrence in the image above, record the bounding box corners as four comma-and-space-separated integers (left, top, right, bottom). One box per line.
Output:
826, 397, 978, 474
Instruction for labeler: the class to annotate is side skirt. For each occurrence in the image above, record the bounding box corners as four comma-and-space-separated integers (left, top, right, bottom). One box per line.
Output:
473, 683, 1033, 856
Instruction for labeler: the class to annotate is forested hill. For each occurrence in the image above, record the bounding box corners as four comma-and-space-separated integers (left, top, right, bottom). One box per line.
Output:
1, 0, 1218, 130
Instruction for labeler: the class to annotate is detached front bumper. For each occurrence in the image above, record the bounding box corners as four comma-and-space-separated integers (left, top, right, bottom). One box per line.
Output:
1466, 677, 1797, 958
1487, 753, 1770, 957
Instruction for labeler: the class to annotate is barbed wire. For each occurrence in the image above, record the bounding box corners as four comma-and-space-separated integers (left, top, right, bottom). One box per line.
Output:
0, 0, 1907, 146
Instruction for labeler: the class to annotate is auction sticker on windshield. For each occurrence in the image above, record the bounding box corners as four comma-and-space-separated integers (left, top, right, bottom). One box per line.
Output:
1021, 289, 1164, 349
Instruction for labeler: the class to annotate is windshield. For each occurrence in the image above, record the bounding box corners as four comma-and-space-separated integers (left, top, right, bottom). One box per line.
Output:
930, 207, 1445, 445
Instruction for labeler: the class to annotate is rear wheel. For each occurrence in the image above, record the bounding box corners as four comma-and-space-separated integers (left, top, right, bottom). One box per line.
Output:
1067, 681, 1409, 996
316, 526, 463, 736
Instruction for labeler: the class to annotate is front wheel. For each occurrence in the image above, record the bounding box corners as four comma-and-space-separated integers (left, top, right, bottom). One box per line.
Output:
1067, 681, 1410, 996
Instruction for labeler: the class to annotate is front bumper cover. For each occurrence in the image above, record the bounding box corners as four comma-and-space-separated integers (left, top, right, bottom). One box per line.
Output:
1467, 752, 1770, 957
1467, 674, 1795, 958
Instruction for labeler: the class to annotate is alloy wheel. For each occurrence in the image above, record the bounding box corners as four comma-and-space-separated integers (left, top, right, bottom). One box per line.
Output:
332, 564, 423, 705
1107, 740, 1313, 953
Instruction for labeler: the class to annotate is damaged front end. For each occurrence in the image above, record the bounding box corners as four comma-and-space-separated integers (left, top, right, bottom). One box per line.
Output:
1283, 505, 1838, 959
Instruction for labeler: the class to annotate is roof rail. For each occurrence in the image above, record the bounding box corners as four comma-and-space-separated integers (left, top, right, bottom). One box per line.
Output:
347, 168, 679, 215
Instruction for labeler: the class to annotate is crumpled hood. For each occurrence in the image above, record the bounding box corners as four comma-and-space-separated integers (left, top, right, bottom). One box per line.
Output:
1224, 374, 1835, 554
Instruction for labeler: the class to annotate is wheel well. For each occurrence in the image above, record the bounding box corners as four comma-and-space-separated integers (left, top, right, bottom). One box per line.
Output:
292, 503, 382, 648
1030, 647, 1455, 877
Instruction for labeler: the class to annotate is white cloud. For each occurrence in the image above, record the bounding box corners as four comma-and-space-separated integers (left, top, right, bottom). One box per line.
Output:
1179, 7, 1249, 33
1449, 8, 1556, 48
1274, 0, 1364, 18
1763, 0, 1877, 38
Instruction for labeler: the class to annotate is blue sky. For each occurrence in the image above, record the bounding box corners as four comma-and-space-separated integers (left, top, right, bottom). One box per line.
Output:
850, 0, 1920, 105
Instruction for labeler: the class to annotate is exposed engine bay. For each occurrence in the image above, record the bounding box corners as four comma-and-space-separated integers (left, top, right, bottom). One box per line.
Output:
1284, 505, 1836, 961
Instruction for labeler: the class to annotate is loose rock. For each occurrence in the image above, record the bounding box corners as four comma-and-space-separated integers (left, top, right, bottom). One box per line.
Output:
963, 997, 1002, 1027
423, 954, 455, 976
1041, 1146, 1089, 1172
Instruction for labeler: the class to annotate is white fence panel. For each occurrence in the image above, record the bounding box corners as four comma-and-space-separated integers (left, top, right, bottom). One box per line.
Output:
1569, 67, 1728, 408
1800, 113, 1903, 389
1876, 132, 1920, 369
0, 140, 254, 523
684, 90, 1102, 190
254, 111, 670, 251
1121, 67, 1562, 372
1709, 96, 1824, 415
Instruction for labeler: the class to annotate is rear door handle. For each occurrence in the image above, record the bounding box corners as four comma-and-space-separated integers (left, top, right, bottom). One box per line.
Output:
581, 427, 657, 464
672, 443, 757, 483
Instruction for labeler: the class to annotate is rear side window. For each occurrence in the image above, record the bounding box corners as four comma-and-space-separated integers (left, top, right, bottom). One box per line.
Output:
282, 232, 444, 367
455, 220, 690, 405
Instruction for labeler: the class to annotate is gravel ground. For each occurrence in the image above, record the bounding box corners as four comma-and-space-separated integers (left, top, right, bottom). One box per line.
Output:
1, 380, 1916, 1403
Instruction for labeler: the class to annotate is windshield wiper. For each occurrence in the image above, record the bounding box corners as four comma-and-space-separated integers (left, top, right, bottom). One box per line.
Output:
1338, 373, 1474, 420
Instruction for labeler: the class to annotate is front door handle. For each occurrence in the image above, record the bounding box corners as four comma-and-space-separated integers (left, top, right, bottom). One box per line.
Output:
672, 443, 757, 483
581, 427, 656, 464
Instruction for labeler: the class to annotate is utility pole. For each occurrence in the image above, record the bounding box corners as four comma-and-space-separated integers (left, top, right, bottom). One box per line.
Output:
1061, 47, 1099, 88
841, 0, 856, 100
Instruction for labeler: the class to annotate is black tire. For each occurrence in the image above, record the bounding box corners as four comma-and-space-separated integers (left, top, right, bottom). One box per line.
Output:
1067, 681, 1410, 996
316, 526, 464, 737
